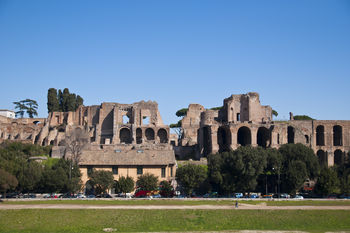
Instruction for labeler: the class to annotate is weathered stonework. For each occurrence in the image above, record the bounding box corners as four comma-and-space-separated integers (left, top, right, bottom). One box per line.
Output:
177, 92, 350, 168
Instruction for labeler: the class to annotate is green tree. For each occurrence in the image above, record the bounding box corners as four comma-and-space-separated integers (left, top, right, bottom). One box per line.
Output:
136, 173, 159, 191
0, 168, 18, 197
175, 108, 188, 117
272, 110, 278, 118
221, 147, 267, 194
89, 170, 114, 195
24, 99, 38, 118
278, 143, 320, 194
159, 180, 174, 197
76, 95, 84, 109
40, 166, 67, 193
115, 176, 135, 196
176, 163, 207, 196
293, 115, 314, 120
207, 153, 224, 193
47, 88, 60, 113
17, 161, 43, 193
13, 100, 27, 118
315, 167, 340, 196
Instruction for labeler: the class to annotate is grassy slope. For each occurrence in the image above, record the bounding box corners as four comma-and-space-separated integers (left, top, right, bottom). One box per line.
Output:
0, 209, 349, 232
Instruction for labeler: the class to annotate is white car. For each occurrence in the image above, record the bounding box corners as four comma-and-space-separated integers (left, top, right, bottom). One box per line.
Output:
294, 195, 304, 199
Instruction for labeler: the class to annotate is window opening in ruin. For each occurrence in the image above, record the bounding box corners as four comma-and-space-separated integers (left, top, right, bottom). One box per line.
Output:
170, 166, 173, 177
112, 166, 118, 175
203, 127, 211, 156
157, 128, 168, 143
237, 126, 251, 146
33, 121, 41, 125
287, 126, 295, 144
333, 125, 342, 146
50, 140, 54, 146
119, 128, 132, 144
102, 110, 113, 131
122, 115, 129, 124
136, 128, 142, 144
316, 125, 325, 146
334, 149, 343, 166
305, 135, 309, 144
257, 127, 270, 148
277, 134, 280, 144
56, 115, 59, 124
170, 140, 176, 146
15, 134, 20, 139
161, 167, 166, 178
142, 116, 150, 125
137, 166, 143, 175
145, 128, 155, 140
317, 150, 327, 167
218, 127, 231, 152
237, 113, 240, 122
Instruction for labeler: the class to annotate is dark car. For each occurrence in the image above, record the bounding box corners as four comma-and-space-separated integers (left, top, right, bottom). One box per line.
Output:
96, 193, 112, 198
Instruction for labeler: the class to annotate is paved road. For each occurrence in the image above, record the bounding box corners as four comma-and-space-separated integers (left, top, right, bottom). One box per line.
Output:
1, 204, 350, 210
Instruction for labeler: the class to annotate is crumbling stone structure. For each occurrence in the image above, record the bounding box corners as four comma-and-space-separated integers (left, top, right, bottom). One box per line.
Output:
178, 92, 350, 167
35, 100, 175, 193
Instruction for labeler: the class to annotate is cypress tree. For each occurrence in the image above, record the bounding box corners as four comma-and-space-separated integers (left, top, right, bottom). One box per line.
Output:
47, 88, 60, 113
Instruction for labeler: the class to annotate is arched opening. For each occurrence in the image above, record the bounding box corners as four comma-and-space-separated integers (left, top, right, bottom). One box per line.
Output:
85, 180, 94, 195
14, 134, 20, 139
218, 127, 231, 152
145, 128, 155, 141
334, 149, 343, 166
203, 126, 211, 156
101, 110, 113, 131
136, 128, 142, 144
316, 125, 325, 146
257, 127, 270, 148
49, 140, 54, 146
287, 126, 295, 144
237, 126, 251, 146
119, 128, 132, 144
317, 150, 327, 167
33, 121, 41, 125
157, 128, 168, 143
333, 125, 342, 146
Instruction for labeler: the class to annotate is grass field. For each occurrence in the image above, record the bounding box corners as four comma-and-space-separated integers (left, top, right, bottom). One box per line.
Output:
2, 198, 350, 206
0, 209, 349, 232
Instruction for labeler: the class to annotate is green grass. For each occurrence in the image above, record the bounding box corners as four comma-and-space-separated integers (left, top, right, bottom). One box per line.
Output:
2, 198, 350, 206
0, 199, 261, 206
266, 200, 350, 206
0, 209, 349, 232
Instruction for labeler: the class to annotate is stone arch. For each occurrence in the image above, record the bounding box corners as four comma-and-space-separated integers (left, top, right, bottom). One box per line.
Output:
85, 180, 94, 195
33, 121, 41, 125
317, 150, 327, 167
119, 128, 132, 144
145, 128, 155, 141
157, 128, 168, 143
218, 127, 231, 152
334, 149, 343, 166
316, 125, 325, 146
136, 128, 142, 144
101, 110, 113, 131
237, 126, 251, 146
287, 126, 295, 144
49, 140, 54, 146
257, 127, 270, 148
333, 125, 343, 146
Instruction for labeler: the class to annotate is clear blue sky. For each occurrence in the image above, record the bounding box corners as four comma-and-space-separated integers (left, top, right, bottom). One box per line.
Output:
1, 0, 349, 125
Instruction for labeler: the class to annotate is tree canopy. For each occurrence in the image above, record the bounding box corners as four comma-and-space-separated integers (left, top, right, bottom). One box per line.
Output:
13, 99, 38, 118
89, 170, 114, 195
115, 176, 135, 195
175, 108, 188, 117
136, 173, 159, 191
293, 115, 314, 120
176, 163, 207, 196
47, 88, 84, 113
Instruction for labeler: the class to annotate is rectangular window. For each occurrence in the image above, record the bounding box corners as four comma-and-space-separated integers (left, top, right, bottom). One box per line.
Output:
112, 166, 118, 175
170, 166, 173, 177
161, 167, 166, 178
87, 166, 93, 176
137, 166, 143, 175
237, 113, 240, 121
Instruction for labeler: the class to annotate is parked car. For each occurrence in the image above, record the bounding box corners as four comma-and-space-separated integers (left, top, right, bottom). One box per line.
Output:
86, 194, 96, 198
293, 195, 304, 200
339, 194, 350, 199
96, 193, 112, 198
262, 193, 273, 198
76, 193, 86, 198
280, 193, 290, 199
234, 193, 243, 198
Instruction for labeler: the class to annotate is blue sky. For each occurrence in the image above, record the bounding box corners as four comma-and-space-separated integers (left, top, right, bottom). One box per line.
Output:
0, 0, 349, 125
